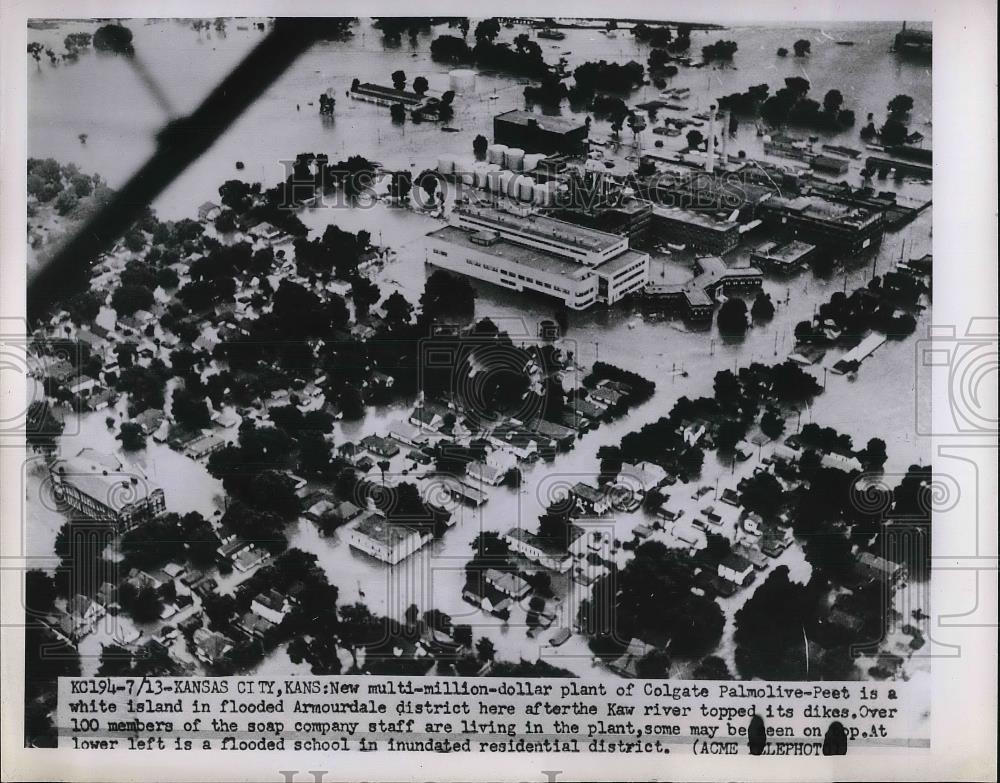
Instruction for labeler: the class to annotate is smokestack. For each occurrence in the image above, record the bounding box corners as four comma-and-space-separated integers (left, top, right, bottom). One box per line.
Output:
705, 104, 716, 173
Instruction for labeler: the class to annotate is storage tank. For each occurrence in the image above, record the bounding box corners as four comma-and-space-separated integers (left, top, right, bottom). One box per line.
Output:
504, 147, 525, 171
487, 144, 508, 165
448, 69, 477, 93
532, 183, 549, 206
499, 170, 516, 197
456, 157, 475, 185
487, 169, 504, 193
517, 176, 534, 202
522, 153, 545, 173
437, 155, 456, 175
473, 163, 490, 189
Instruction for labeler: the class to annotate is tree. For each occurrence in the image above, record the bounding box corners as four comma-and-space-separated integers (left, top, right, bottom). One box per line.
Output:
793, 39, 811, 56
351, 277, 381, 319
717, 297, 749, 335
474, 18, 500, 43
823, 89, 844, 114
739, 471, 785, 519
751, 292, 775, 320
54, 188, 79, 216
383, 291, 413, 326
880, 118, 909, 146
686, 129, 704, 149
861, 437, 888, 469
97, 643, 134, 676
635, 649, 671, 678
734, 566, 815, 679
413, 76, 429, 95
760, 408, 786, 440
171, 388, 211, 430
111, 284, 153, 316
704, 532, 732, 563
416, 169, 439, 206
117, 422, 146, 451
453, 624, 473, 648
93, 23, 135, 55
391, 69, 406, 90
473, 134, 489, 159
692, 655, 733, 680
475, 637, 496, 663
389, 102, 406, 123
420, 269, 475, 319
776, 46, 788, 57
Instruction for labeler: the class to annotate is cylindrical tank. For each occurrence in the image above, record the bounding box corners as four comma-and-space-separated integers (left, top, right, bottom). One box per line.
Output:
517, 176, 534, 201
436, 155, 455, 175
504, 148, 525, 171
448, 69, 477, 93
487, 144, 508, 165
499, 170, 516, 197
522, 153, 545, 173
532, 183, 549, 206
487, 169, 503, 192
456, 157, 475, 185
473, 163, 490, 189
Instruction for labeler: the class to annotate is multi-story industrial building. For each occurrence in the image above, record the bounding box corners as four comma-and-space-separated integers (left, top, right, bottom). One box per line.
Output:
760, 195, 885, 255
649, 204, 741, 254
493, 110, 589, 156
424, 205, 649, 310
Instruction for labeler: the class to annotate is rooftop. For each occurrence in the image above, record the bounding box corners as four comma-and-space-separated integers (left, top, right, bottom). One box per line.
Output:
354, 512, 422, 548
495, 110, 586, 135
428, 226, 595, 281
51, 449, 161, 510
454, 205, 623, 255
651, 204, 740, 233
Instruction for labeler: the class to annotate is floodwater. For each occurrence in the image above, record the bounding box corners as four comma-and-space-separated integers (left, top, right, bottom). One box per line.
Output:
27, 18, 932, 679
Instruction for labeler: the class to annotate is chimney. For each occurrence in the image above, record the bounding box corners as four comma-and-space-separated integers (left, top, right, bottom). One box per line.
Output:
705, 104, 716, 173
719, 110, 728, 170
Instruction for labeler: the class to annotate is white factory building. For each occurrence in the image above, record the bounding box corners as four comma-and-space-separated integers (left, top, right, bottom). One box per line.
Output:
424, 205, 649, 310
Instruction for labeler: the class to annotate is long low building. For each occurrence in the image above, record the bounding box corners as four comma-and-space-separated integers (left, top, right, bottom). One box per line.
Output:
425, 205, 649, 310
347, 512, 431, 565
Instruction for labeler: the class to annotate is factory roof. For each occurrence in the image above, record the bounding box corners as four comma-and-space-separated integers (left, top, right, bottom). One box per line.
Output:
428, 226, 594, 281
494, 110, 586, 134
454, 205, 623, 254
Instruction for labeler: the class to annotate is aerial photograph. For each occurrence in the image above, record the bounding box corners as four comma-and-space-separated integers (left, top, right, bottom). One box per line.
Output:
22, 16, 933, 747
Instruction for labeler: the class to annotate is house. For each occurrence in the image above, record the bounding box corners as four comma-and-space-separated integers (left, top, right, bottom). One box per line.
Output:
360, 434, 400, 459
192, 628, 234, 665
733, 542, 769, 571
248, 222, 284, 242
237, 612, 276, 639
484, 568, 531, 600
718, 553, 755, 586
132, 408, 165, 435
620, 461, 667, 493
250, 589, 290, 624
504, 527, 573, 573
856, 551, 906, 585
95, 582, 118, 608
233, 547, 267, 573
608, 638, 656, 679
821, 452, 864, 473
588, 386, 625, 408
183, 433, 227, 460
461, 579, 513, 618
348, 512, 431, 565
409, 402, 450, 433
197, 201, 222, 221
67, 594, 104, 637
387, 421, 429, 448
742, 512, 764, 537
571, 482, 611, 515
465, 460, 503, 486
655, 494, 686, 522
67, 375, 99, 398
534, 419, 577, 449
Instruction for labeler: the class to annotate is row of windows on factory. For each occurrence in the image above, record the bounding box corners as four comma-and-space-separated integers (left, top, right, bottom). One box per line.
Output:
464, 256, 572, 295
611, 266, 647, 292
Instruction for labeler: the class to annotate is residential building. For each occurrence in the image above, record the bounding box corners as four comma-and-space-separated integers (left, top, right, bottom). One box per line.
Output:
349, 81, 424, 107
192, 628, 234, 665
250, 589, 290, 624
50, 448, 166, 532
718, 552, 755, 586
504, 527, 573, 572
197, 201, 222, 221
484, 568, 531, 599
360, 434, 400, 458
856, 551, 906, 585
572, 482, 611, 514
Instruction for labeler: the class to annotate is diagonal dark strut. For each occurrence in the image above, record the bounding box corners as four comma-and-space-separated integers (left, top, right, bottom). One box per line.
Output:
27, 18, 342, 322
